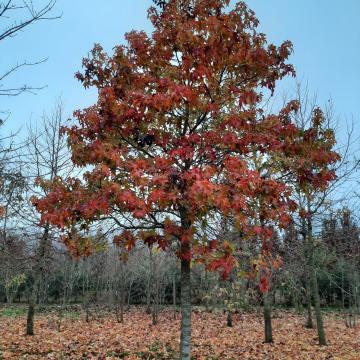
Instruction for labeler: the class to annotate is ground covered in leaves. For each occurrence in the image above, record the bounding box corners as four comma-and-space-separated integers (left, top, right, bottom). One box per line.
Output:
0, 306, 359, 359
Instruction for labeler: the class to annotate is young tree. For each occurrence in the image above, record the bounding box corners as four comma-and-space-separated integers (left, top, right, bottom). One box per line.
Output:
1, 0, 60, 232
0, 141, 27, 305
287, 108, 340, 345
280, 82, 353, 344
21, 100, 73, 335
33, 1, 334, 358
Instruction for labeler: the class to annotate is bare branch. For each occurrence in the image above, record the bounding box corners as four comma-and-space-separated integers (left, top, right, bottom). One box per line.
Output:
0, 0, 60, 42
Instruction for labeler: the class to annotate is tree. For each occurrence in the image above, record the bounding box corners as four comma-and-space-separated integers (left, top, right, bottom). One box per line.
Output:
21, 100, 73, 335
321, 208, 360, 327
0, 0, 60, 233
287, 108, 340, 345
0, 139, 27, 305
280, 82, 355, 344
33, 1, 333, 358
0, 0, 59, 100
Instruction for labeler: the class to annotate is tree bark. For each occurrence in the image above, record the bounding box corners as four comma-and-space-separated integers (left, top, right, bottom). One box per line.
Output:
120, 289, 124, 323
178, 203, 193, 360
305, 278, 314, 328
146, 262, 152, 314
152, 281, 159, 325
26, 301, 35, 335
227, 311, 233, 327
26, 278, 37, 335
307, 218, 327, 345
263, 292, 273, 343
173, 272, 177, 320
180, 255, 191, 360
341, 264, 345, 310
26, 226, 49, 335
302, 220, 314, 329
127, 280, 133, 310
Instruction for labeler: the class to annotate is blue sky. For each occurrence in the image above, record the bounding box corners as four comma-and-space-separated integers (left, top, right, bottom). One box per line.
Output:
1, 0, 360, 140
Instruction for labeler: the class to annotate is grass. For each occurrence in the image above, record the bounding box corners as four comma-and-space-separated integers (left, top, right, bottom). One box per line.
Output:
0, 306, 26, 318
62, 310, 81, 319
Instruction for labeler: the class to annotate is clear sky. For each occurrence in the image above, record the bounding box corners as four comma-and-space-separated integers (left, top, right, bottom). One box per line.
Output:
1, 0, 360, 140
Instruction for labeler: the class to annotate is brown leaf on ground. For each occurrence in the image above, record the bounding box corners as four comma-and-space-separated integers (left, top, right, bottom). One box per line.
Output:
0, 309, 359, 359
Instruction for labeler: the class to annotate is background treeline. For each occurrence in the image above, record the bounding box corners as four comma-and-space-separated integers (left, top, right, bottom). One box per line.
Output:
1, 206, 359, 320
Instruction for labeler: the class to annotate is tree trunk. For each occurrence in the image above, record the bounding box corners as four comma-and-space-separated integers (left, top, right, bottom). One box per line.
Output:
5, 285, 12, 305
26, 226, 49, 336
127, 280, 133, 310
302, 220, 314, 329
115, 288, 124, 323
173, 272, 177, 320
120, 289, 124, 323
204, 270, 210, 313
146, 273, 152, 314
180, 256, 191, 360
152, 304, 158, 325
26, 301, 35, 335
263, 292, 273, 343
56, 305, 64, 332
310, 257, 327, 345
341, 264, 345, 310
152, 283, 159, 325
305, 259, 314, 329
227, 311, 233, 327
85, 302, 90, 323
307, 218, 327, 346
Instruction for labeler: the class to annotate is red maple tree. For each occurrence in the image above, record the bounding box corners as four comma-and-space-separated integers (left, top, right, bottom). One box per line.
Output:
33, 1, 339, 358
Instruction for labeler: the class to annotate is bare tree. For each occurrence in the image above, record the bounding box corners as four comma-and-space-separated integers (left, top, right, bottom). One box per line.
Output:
0, 132, 27, 305
284, 81, 359, 345
0, 0, 60, 99
0, 0, 60, 260
20, 99, 73, 335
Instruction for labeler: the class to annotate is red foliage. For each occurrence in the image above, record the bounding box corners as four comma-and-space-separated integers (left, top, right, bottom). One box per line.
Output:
33, 0, 339, 281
